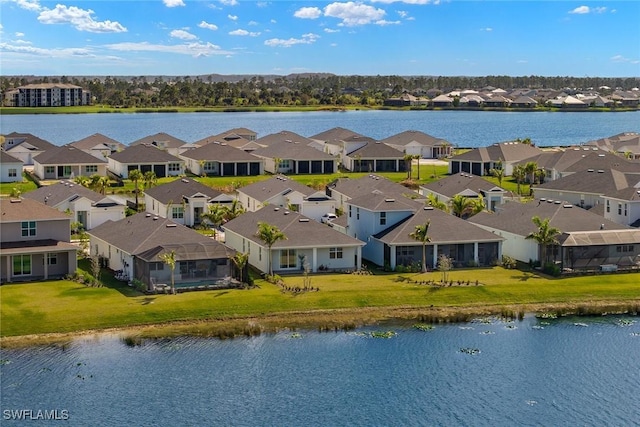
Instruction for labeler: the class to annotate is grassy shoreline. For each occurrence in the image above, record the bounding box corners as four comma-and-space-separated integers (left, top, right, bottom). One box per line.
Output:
2, 266, 639, 348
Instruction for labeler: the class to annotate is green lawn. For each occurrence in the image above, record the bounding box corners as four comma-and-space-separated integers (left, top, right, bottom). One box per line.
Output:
2, 266, 638, 337
0, 173, 38, 196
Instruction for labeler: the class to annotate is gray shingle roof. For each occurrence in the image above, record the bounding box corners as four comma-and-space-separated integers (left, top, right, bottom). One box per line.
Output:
130, 132, 187, 148
33, 146, 107, 165
237, 175, 315, 201
328, 175, 416, 200
68, 133, 126, 151
347, 141, 404, 158
470, 199, 630, 236
309, 127, 366, 145
88, 212, 220, 255
2, 132, 56, 151
347, 191, 423, 212
379, 130, 451, 147
420, 173, 505, 198
223, 207, 364, 249
534, 169, 637, 195
180, 141, 262, 162
0, 150, 22, 163
255, 130, 314, 146
451, 142, 542, 162
144, 178, 223, 205
0, 198, 70, 223
23, 180, 117, 206
374, 207, 504, 245
251, 140, 334, 160
109, 144, 183, 163
561, 152, 640, 174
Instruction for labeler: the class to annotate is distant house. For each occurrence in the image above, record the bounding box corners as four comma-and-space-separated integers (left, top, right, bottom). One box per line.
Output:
326, 174, 419, 212
431, 94, 454, 107
470, 199, 640, 270
67, 133, 126, 161
484, 95, 511, 108
380, 130, 453, 159
510, 96, 538, 108
344, 139, 406, 172
143, 178, 234, 227
584, 132, 640, 160
236, 175, 335, 221
192, 134, 263, 153
223, 207, 365, 274
214, 127, 258, 142
88, 212, 235, 291
0, 151, 23, 183
129, 132, 187, 156
108, 144, 185, 179
419, 172, 507, 212
180, 141, 263, 177
383, 92, 429, 107
2, 132, 56, 165
308, 127, 367, 157
448, 141, 543, 176
23, 180, 125, 230
251, 131, 336, 174
0, 198, 78, 283
33, 146, 108, 180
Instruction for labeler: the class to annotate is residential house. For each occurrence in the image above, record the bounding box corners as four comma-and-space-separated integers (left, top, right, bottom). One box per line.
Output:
470, 198, 640, 271
23, 180, 125, 230
448, 141, 543, 176
343, 139, 406, 172
602, 188, 640, 227
584, 132, 640, 160
2, 132, 56, 165
431, 94, 454, 107
236, 175, 335, 221
33, 146, 108, 180
108, 144, 185, 179
419, 172, 507, 212
309, 127, 367, 157
380, 130, 453, 159
193, 134, 263, 153
533, 169, 640, 209
67, 133, 126, 161
484, 95, 511, 108
383, 92, 429, 107
214, 128, 258, 142
223, 207, 365, 274
326, 174, 419, 212
510, 96, 538, 108
372, 206, 504, 270
143, 178, 234, 227
88, 212, 235, 291
0, 151, 23, 183
251, 131, 336, 174
0, 198, 78, 283
180, 141, 263, 177
129, 132, 187, 156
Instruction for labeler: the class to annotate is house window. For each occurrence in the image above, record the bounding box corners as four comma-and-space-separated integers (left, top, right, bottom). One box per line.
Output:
618, 203, 622, 215
8, 168, 17, 178
149, 262, 164, 271
242, 239, 246, 252
13, 255, 32, 276
259, 247, 262, 261
606, 200, 610, 213
168, 163, 181, 172
180, 261, 197, 275
21, 221, 36, 237
85, 165, 98, 173
380, 212, 386, 226
279, 160, 291, 170
349, 205, 352, 218
280, 249, 297, 269
616, 245, 634, 253
398, 246, 415, 257
356, 208, 360, 220
172, 206, 184, 219
47, 253, 58, 265
624, 204, 628, 217
45, 166, 55, 175
329, 247, 343, 259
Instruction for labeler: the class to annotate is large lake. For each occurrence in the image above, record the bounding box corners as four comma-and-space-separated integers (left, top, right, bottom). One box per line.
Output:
2, 110, 639, 148
1, 315, 639, 426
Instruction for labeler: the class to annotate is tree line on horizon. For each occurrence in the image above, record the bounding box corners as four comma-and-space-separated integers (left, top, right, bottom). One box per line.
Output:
1, 74, 637, 109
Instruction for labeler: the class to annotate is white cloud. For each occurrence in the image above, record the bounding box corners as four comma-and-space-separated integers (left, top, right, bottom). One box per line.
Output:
398, 10, 408, 18
376, 20, 400, 26
294, 7, 322, 19
0, 42, 93, 58
15, 32, 25, 37
198, 21, 218, 31
248, 20, 258, 26
15, 0, 42, 12
569, 6, 590, 14
170, 29, 197, 40
610, 54, 639, 64
163, 0, 185, 7
480, 27, 492, 32
229, 29, 261, 36
270, 19, 277, 24
264, 33, 319, 48
371, 0, 434, 3
228, 15, 238, 21
517, 60, 528, 63
37, 4, 127, 33
593, 7, 607, 13
105, 41, 232, 57
257, 2, 268, 7
324, 2, 386, 26
324, 28, 340, 33
330, 43, 338, 47
220, 0, 238, 5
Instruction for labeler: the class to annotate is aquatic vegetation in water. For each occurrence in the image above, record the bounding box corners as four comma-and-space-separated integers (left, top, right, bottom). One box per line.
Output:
536, 313, 558, 319
369, 331, 397, 339
0, 359, 11, 366
459, 347, 481, 355
413, 324, 435, 331
616, 319, 636, 327
290, 333, 302, 339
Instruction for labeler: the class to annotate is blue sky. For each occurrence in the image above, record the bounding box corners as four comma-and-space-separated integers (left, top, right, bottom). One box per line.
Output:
1, 0, 638, 77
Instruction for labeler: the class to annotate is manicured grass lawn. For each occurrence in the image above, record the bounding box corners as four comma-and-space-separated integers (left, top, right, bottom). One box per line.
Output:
0, 173, 38, 196
2, 266, 638, 337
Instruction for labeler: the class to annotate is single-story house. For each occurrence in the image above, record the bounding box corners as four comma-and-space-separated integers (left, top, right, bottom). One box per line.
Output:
380, 130, 453, 159
223, 207, 365, 274
108, 144, 185, 179
308, 127, 367, 157
251, 131, 336, 174
144, 177, 234, 227
33, 146, 108, 180
22, 180, 125, 230
88, 212, 235, 291
180, 141, 263, 177
2, 132, 56, 165
67, 133, 126, 161
419, 172, 507, 212
0, 151, 23, 183
129, 132, 188, 157
584, 132, 640, 160
602, 188, 640, 228
0, 198, 78, 283
343, 140, 406, 173
326, 174, 421, 212
448, 141, 543, 176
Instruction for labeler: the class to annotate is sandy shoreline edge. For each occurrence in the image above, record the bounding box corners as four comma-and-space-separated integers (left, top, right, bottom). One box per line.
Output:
3, 300, 639, 349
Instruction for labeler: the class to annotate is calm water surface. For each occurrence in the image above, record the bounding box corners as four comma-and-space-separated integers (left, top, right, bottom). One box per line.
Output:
1, 315, 639, 426
2, 110, 639, 148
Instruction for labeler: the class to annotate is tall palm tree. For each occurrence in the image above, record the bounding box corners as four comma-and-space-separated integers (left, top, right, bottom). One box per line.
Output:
403, 153, 414, 180
230, 252, 249, 284
524, 161, 538, 185
128, 169, 143, 210
74, 175, 91, 188
273, 157, 282, 174
201, 204, 228, 238
511, 164, 526, 196
409, 220, 431, 273
489, 160, 504, 187
469, 195, 485, 217
143, 171, 157, 189
413, 154, 421, 181
159, 249, 177, 294
255, 222, 287, 277
426, 194, 449, 213
525, 216, 561, 265
449, 194, 473, 218
224, 199, 245, 222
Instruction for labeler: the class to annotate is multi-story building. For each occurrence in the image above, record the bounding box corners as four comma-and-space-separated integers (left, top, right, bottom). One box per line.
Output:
10, 83, 91, 107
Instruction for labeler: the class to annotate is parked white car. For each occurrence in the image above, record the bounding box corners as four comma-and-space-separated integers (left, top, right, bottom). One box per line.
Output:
321, 213, 337, 224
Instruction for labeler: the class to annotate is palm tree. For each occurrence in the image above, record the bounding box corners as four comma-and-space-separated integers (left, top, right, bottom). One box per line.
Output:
255, 222, 287, 277
403, 153, 414, 180
159, 249, 177, 294
511, 164, 526, 196
230, 252, 249, 284
489, 160, 504, 187
201, 204, 228, 237
469, 195, 485, 217
413, 154, 421, 181
74, 175, 91, 188
426, 194, 449, 213
89, 175, 110, 195
525, 216, 561, 265
409, 220, 431, 273
224, 199, 245, 222
143, 171, 157, 189
449, 194, 473, 218
273, 157, 282, 174
524, 161, 538, 185
128, 169, 143, 210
